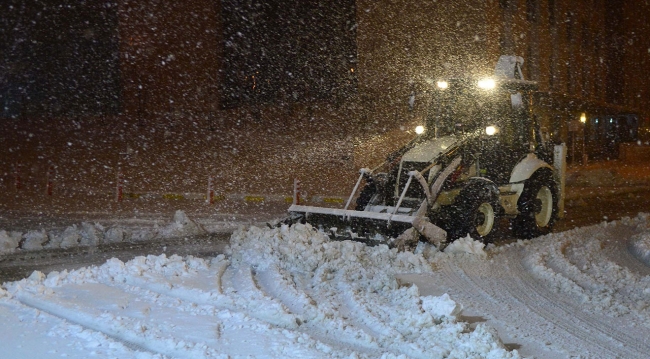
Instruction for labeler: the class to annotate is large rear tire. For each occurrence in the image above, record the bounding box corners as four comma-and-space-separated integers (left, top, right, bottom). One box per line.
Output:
447, 181, 501, 244
512, 169, 558, 239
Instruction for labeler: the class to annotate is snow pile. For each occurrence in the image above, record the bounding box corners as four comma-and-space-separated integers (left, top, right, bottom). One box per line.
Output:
630, 221, 650, 265
444, 235, 488, 257
0, 230, 21, 253
421, 292, 463, 318
233, 224, 518, 358
59, 226, 83, 248
21, 230, 48, 250
158, 209, 207, 237
1, 223, 520, 358
0, 210, 206, 254
228, 223, 432, 274
103, 226, 132, 244
79, 222, 104, 246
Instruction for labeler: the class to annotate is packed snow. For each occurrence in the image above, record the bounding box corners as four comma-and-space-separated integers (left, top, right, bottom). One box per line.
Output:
2, 212, 650, 358
1, 222, 514, 358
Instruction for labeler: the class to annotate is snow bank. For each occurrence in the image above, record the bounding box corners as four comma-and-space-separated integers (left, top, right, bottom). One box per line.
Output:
3, 223, 520, 358
0, 210, 207, 254
226, 224, 515, 357
103, 226, 132, 244
159, 210, 207, 237
630, 230, 650, 265
0, 230, 21, 253
22, 230, 48, 250
79, 222, 104, 246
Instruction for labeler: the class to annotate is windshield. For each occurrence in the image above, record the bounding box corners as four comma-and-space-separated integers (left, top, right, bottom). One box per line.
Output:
425, 81, 515, 137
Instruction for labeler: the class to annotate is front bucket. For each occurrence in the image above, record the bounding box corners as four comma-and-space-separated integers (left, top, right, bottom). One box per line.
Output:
287, 204, 446, 245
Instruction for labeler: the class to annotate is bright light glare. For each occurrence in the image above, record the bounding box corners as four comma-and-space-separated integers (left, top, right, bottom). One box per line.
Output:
580, 113, 587, 123
415, 125, 425, 135
436, 81, 449, 89
485, 126, 498, 136
477, 78, 496, 90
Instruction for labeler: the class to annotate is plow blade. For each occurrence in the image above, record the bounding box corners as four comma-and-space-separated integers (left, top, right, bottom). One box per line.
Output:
288, 204, 446, 246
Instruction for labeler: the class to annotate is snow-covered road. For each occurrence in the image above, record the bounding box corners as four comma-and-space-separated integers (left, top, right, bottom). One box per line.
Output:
404, 216, 650, 358
3, 212, 650, 358
1, 224, 515, 358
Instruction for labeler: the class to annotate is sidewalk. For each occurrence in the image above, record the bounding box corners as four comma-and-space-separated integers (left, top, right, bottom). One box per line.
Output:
565, 159, 650, 201
2, 159, 649, 226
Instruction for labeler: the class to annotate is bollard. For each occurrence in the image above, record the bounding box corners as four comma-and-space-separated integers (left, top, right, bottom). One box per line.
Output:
207, 175, 215, 204
14, 164, 21, 191
293, 178, 301, 205
116, 168, 124, 202
46, 165, 55, 196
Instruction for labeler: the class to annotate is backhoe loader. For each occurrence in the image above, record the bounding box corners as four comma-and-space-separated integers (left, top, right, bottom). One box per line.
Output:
287, 56, 566, 248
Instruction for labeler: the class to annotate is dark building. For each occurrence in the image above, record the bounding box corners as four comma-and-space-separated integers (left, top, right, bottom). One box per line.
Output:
220, 0, 357, 108
0, 0, 122, 118
356, 0, 650, 140
2, 0, 648, 130
2, 0, 650, 205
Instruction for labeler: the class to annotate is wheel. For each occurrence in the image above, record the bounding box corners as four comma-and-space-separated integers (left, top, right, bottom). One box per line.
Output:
447, 180, 501, 244
512, 169, 558, 239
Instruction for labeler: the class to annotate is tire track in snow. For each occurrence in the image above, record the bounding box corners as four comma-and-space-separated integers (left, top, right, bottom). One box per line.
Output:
332, 279, 447, 359
118, 257, 300, 329
254, 266, 381, 353
118, 258, 383, 357
435, 243, 650, 358
506, 248, 648, 358
12, 283, 227, 359
223, 264, 300, 328
254, 266, 317, 318
108, 258, 382, 356
433, 255, 572, 356
118, 257, 237, 310
10, 267, 347, 358
11, 293, 161, 357
526, 232, 650, 351
336, 281, 402, 339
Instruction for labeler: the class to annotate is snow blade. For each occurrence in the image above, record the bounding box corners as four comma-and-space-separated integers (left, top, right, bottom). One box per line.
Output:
287, 204, 446, 246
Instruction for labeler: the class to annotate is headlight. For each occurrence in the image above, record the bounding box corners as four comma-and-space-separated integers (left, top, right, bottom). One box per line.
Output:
415, 125, 425, 135
485, 125, 498, 136
436, 81, 449, 89
477, 78, 496, 90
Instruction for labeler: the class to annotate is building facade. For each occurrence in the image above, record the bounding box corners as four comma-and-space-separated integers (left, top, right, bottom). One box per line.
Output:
356, 0, 650, 143
2, 0, 650, 208
3, 0, 649, 139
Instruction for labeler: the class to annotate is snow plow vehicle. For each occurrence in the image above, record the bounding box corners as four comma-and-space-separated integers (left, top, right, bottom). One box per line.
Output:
287, 56, 566, 248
